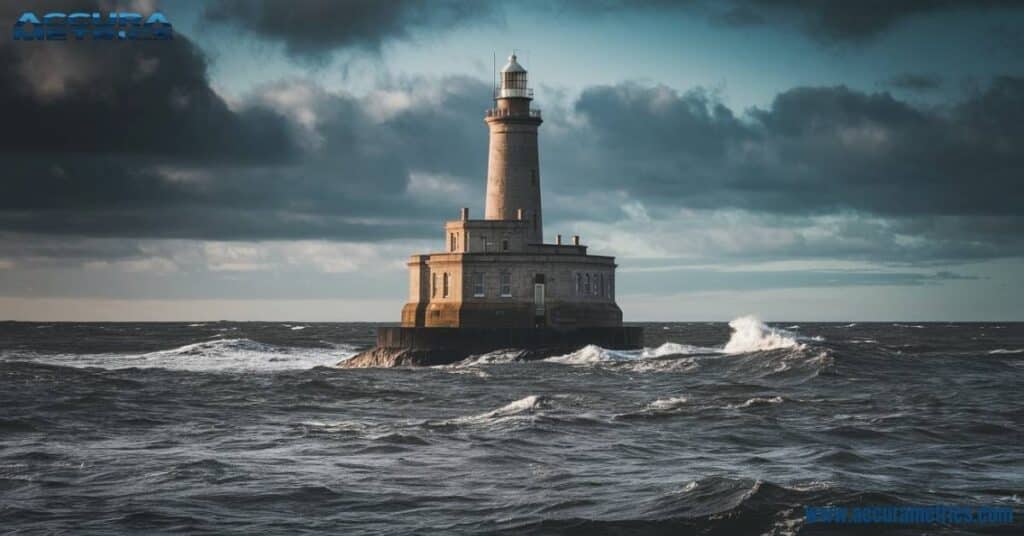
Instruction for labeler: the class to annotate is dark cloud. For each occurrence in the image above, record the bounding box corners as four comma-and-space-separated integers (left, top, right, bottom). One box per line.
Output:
0, 73, 490, 240
203, 0, 500, 58
554, 78, 1024, 221
553, 0, 1024, 43
0, 2, 296, 162
720, 0, 1019, 42
885, 73, 942, 92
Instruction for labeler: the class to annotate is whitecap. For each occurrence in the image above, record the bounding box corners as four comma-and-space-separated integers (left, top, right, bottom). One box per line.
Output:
646, 396, 688, 411
727, 396, 784, 409
441, 395, 546, 426
453, 349, 525, 367
546, 342, 714, 365
989, 348, 1024, 355
10, 338, 357, 372
723, 316, 804, 354
290, 326, 307, 331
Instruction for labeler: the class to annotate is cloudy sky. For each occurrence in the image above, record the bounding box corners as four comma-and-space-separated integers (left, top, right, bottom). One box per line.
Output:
3, 0, 1024, 321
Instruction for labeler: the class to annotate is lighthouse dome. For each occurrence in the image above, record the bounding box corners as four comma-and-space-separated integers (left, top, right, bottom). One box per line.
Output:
501, 54, 526, 73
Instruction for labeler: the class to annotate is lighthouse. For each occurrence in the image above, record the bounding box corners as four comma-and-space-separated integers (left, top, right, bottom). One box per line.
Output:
485, 54, 544, 244
340, 52, 642, 367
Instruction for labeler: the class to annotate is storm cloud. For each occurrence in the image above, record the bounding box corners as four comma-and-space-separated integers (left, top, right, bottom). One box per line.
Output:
203, 0, 500, 58
557, 78, 1024, 219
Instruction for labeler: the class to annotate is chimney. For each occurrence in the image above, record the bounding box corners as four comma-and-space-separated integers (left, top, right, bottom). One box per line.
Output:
516, 208, 524, 220
460, 207, 469, 221
556, 234, 562, 245
572, 235, 580, 246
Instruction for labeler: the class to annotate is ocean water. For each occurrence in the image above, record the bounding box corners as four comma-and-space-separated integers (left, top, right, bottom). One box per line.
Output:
1, 318, 1022, 534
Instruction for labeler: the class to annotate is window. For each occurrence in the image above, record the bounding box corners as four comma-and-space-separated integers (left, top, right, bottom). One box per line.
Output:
502, 239, 509, 251
472, 272, 485, 297
575, 273, 582, 295
597, 274, 603, 297
442, 273, 450, 298
431, 273, 437, 298
480, 235, 488, 252
450, 233, 457, 252
609, 275, 614, 299
584, 273, 591, 295
500, 272, 512, 297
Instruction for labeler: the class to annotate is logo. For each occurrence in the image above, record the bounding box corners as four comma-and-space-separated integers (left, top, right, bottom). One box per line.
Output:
13, 11, 173, 41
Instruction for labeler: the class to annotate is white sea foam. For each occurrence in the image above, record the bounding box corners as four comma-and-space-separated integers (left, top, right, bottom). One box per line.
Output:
989, 348, 1024, 355
727, 396, 784, 409
646, 396, 689, 410
546, 342, 713, 365
443, 395, 546, 426
290, 326, 307, 331
7, 338, 357, 372
723, 316, 804, 354
454, 349, 525, 367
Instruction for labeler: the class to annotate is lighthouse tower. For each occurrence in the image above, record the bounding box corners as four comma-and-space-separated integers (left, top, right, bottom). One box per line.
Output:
485, 54, 544, 244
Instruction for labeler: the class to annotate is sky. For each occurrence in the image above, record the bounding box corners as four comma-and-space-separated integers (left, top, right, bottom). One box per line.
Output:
2, 0, 1024, 321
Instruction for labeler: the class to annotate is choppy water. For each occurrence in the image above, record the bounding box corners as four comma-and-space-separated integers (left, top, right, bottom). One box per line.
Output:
1, 318, 1022, 534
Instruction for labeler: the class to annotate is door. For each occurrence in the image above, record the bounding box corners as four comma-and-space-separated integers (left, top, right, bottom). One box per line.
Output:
533, 283, 545, 315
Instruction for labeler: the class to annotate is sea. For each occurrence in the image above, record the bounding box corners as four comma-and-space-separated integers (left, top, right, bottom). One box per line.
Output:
1, 317, 1021, 535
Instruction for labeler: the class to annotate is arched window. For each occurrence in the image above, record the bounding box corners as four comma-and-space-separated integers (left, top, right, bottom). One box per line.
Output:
442, 273, 450, 298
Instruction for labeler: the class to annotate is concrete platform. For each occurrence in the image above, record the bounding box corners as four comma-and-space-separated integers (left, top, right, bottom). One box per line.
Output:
338, 326, 644, 367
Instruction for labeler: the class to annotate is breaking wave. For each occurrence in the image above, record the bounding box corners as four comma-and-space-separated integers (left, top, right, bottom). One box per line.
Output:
723, 315, 804, 354
3, 338, 356, 372
546, 342, 713, 365
435, 395, 547, 427
646, 396, 689, 410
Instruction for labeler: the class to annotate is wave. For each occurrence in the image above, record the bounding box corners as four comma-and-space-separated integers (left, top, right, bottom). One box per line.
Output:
989, 348, 1024, 355
546, 342, 714, 365
434, 395, 547, 427
723, 316, 804, 354
453, 349, 526, 367
4, 338, 357, 372
726, 396, 785, 409
646, 396, 688, 410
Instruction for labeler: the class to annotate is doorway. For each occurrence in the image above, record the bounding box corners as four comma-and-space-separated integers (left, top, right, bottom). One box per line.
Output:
533, 274, 546, 327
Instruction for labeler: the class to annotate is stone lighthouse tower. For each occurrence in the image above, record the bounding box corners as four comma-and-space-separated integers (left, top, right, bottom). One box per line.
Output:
485, 54, 544, 244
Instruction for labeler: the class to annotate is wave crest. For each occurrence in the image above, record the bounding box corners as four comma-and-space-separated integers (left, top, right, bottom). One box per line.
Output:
723, 316, 804, 354
7, 338, 356, 372
546, 342, 713, 365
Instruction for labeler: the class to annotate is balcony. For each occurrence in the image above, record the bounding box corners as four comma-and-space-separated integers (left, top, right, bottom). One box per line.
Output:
485, 108, 542, 119
494, 87, 534, 99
